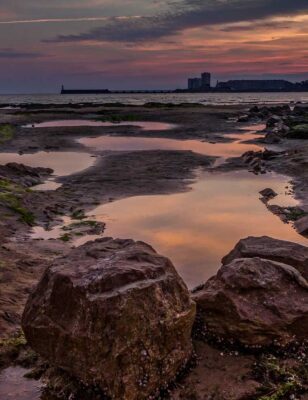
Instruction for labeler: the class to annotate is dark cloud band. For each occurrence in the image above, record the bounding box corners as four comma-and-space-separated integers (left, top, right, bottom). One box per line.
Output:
46, 0, 308, 43
0, 48, 45, 58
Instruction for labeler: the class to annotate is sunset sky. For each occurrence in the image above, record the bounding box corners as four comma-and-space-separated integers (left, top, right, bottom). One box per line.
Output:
1, 0, 308, 93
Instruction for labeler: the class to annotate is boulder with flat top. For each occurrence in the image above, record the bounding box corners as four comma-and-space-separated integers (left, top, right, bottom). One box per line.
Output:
22, 238, 195, 400
193, 237, 308, 347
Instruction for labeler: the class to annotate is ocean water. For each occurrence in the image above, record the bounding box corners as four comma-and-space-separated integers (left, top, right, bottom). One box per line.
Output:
0, 92, 308, 106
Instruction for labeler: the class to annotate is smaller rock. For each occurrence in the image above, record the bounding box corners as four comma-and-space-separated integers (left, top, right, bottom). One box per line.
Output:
294, 215, 308, 237
258, 107, 270, 118
266, 115, 281, 128
249, 106, 259, 113
279, 123, 290, 135
287, 124, 308, 139
193, 256, 308, 347
293, 103, 308, 115
242, 150, 260, 164
0, 163, 53, 187
261, 149, 282, 160
259, 188, 277, 202
268, 105, 291, 115
238, 115, 249, 123
60, 220, 106, 241
264, 131, 281, 144
222, 236, 308, 279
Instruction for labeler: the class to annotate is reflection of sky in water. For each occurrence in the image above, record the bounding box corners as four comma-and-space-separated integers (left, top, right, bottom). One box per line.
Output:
0, 151, 94, 190
24, 120, 176, 131
79, 131, 263, 161
89, 170, 306, 288
11, 125, 304, 288
0, 151, 94, 176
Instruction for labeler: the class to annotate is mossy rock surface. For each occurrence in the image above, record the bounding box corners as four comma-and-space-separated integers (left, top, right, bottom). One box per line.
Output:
0, 124, 15, 144
254, 354, 306, 400
0, 179, 35, 225
287, 124, 308, 139
97, 114, 138, 122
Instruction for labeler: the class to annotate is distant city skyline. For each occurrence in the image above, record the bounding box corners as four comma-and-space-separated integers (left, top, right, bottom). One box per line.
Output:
1, 1, 308, 93
186, 72, 308, 92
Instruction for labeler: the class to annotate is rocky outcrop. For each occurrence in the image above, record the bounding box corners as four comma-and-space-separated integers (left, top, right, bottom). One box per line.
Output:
293, 103, 308, 115
259, 188, 277, 203
295, 215, 308, 237
241, 149, 283, 174
22, 238, 195, 400
262, 103, 308, 140
59, 220, 106, 241
245, 105, 291, 123
287, 124, 308, 139
0, 163, 53, 187
243, 103, 308, 142
266, 115, 281, 128
222, 236, 308, 279
241, 150, 266, 174
193, 237, 308, 347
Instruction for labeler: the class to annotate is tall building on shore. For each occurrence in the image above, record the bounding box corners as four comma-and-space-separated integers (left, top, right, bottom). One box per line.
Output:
201, 72, 211, 88
188, 78, 202, 90
188, 72, 211, 90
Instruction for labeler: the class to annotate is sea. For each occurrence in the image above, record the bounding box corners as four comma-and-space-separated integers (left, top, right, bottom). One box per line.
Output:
1, 92, 308, 106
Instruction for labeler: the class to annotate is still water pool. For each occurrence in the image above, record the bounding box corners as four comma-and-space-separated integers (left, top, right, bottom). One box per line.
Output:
25, 124, 307, 287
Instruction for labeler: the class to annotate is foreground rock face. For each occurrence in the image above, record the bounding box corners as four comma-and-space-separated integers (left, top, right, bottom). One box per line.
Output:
22, 238, 195, 400
193, 237, 308, 347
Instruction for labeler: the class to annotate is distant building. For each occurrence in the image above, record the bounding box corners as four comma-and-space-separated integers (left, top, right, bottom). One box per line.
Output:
188, 72, 211, 90
188, 78, 202, 90
201, 72, 211, 88
216, 80, 293, 91
301, 80, 308, 89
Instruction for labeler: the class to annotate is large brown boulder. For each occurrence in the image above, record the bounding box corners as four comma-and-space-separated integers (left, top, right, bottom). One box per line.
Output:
193, 237, 308, 347
22, 238, 195, 400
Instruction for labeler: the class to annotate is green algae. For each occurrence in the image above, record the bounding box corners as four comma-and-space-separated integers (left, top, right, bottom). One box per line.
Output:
0, 124, 15, 144
0, 179, 35, 225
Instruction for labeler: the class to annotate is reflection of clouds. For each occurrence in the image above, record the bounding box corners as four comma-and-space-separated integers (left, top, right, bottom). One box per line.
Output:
80, 133, 261, 159
95, 170, 306, 288
0, 48, 44, 58
0, 152, 94, 177
46, 2, 308, 43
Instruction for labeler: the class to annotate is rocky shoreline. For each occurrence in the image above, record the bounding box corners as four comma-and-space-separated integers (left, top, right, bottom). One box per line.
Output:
0, 102, 307, 399
19, 236, 308, 400
217, 103, 308, 237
